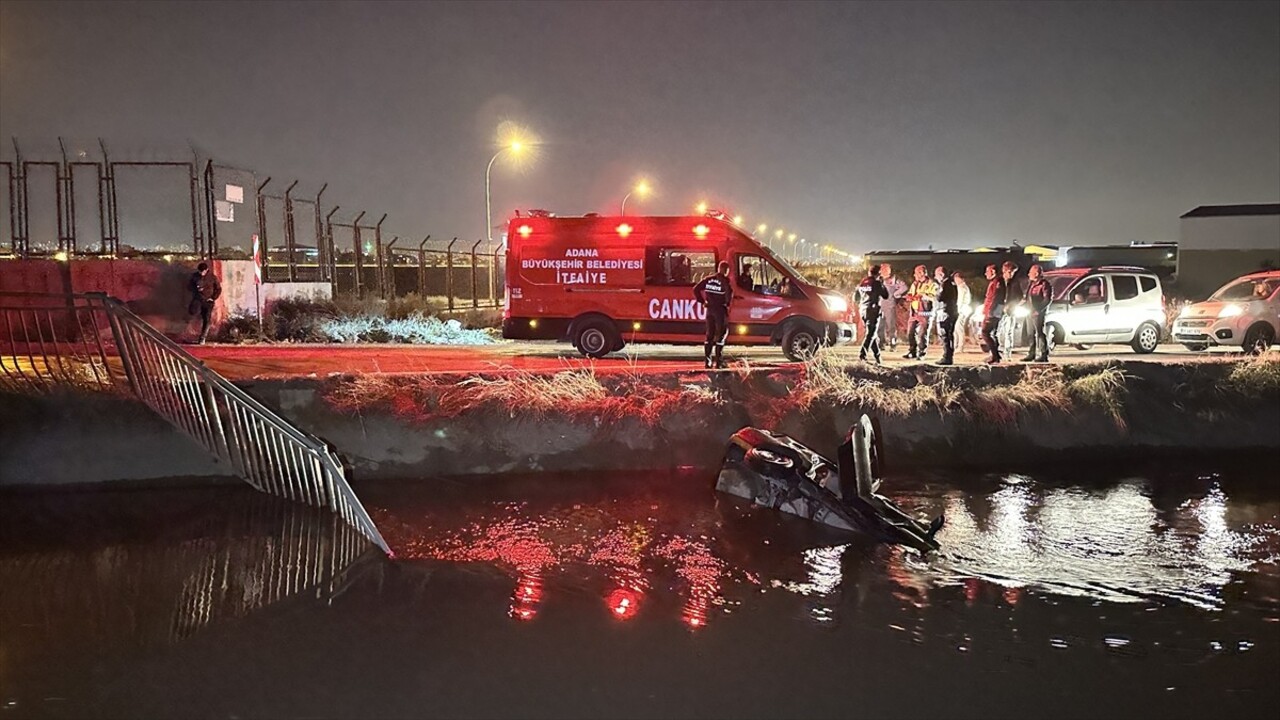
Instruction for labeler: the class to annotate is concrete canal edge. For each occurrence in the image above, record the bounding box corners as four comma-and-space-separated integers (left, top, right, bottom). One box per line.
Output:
4, 358, 1277, 487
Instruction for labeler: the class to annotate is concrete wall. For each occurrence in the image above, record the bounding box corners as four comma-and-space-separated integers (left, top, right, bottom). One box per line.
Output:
6, 361, 1274, 487
220, 260, 332, 317
1177, 215, 1280, 299
0, 389, 233, 486
0, 258, 224, 340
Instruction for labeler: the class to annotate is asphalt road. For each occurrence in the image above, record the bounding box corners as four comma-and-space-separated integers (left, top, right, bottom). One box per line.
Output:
184, 340, 1264, 379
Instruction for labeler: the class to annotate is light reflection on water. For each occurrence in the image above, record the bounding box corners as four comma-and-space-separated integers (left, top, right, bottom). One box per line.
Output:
901, 480, 1277, 611
1, 467, 1278, 718
376, 471, 1280, 627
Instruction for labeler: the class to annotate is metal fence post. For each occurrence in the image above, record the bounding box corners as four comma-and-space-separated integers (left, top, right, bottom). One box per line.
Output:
446, 237, 457, 311
325, 205, 340, 291
374, 214, 387, 299
417, 235, 430, 297
352, 211, 366, 299
470, 238, 482, 309
384, 236, 398, 298
284, 180, 299, 282
314, 184, 328, 283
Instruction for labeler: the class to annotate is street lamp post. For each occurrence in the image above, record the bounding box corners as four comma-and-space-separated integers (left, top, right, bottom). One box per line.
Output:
485, 140, 523, 243
621, 180, 651, 216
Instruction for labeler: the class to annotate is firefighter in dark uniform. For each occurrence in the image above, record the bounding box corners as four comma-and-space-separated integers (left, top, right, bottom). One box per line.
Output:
857, 264, 889, 363
694, 261, 733, 369
933, 265, 958, 365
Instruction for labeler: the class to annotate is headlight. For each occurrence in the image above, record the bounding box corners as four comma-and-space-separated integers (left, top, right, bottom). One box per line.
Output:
1178, 305, 1192, 318
820, 293, 848, 314
1013, 305, 1030, 319
1218, 304, 1243, 318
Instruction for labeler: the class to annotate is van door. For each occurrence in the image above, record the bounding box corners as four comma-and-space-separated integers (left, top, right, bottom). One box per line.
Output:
1062, 276, 1111, 343
729, 253, 799, 338
1106, 274, 1144, 342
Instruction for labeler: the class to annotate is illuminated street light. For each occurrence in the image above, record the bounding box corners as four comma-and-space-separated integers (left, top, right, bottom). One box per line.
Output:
695, 200, 709, 215
621, 179, 652, 216
485, 125, 536, 243
732, 215, 743, 226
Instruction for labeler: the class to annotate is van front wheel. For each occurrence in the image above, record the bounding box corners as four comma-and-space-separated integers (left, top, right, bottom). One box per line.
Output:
782, 325, 820, 362
573, 319, 617, 358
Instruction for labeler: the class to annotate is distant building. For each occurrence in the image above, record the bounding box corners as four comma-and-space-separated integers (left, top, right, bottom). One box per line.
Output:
1052, 243, 1178, 278
1177, 204, 1280, 299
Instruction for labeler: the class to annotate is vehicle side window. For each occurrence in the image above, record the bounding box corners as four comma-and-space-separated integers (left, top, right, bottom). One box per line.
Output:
1070, 277, 1106, 305
1112, 275, 1140, 301
645, 249, 715, 286
1139, 276, 1157, 294
736, 254, 796, 297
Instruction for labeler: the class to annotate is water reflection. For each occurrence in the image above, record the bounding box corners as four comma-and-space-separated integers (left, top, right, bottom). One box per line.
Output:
0, 492, 375, 666
909, 479, 1278, 611
380, 471, 1280, 628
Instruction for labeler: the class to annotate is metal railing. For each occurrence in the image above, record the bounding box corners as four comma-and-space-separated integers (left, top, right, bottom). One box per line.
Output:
0, 292, 392, 556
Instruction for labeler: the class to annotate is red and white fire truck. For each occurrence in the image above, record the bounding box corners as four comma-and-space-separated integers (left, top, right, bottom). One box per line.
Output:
501, 212, 855, 360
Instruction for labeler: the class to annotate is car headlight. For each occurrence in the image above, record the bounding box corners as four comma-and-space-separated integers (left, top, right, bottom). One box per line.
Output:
1178, 305, 1192, 318
820, 293, 848, 314
1013, 305, 1030, 319
1218, 304, 1244, 318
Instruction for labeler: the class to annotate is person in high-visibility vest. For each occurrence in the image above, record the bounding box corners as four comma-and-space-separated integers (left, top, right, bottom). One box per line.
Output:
902, 265, 938, 360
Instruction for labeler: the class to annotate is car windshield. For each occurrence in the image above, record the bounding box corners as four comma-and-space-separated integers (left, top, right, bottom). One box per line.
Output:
1048, 274, 1081, 300
1210, 277, 1280, 302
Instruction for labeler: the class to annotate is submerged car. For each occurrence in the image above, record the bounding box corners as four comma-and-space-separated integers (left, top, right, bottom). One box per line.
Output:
715, 416, 944, 554
1173, 270, 1279, 353
1043, 266, 1167, 353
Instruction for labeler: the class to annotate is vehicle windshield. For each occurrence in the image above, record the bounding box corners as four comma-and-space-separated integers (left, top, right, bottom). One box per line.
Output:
1048, 274, 1081, 300
1210, 277, 1280, 302
760, 245, 806, 284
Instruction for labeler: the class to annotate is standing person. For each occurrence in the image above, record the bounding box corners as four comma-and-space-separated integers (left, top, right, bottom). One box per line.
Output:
953, 270, 973, 352
1022, 264, 1053, 362
878, 264, 907, 351
856, 264, 890, 363
902, 264, 938, 360
1000, 261, 1024, 359
934, 265, 959, 366
188, 262, 221, 344
693, 261, 733, 369
980, 264, 1006, 363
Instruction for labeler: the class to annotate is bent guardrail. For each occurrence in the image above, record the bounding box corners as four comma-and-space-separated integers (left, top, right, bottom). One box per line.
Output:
0, 292, 391, 556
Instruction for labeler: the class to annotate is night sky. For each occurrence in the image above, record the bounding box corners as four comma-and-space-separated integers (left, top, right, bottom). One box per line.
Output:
1, 0, 1277, 252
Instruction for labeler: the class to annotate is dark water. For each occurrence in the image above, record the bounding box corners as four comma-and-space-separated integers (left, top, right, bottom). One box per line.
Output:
2, 464, 1278, 720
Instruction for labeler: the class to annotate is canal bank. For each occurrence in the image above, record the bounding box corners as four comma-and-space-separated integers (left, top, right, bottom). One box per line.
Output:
3, 356, 1277, 486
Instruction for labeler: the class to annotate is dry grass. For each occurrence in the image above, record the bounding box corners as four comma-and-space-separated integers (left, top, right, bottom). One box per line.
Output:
1066, 365, 1130, 431
322, 352, 1228, 433
1224, 354, 1280, 397
971, 369, 1068, 426
324, 365, 725, 425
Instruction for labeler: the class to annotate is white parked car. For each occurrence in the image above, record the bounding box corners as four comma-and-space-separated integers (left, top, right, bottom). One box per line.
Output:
1173, 270, 1279, 353
1043, 267, 1167, 354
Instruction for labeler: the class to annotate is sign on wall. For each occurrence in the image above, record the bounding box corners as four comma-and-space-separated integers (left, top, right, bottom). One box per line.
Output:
214, 201, 235, 222
225, 184, 244, 204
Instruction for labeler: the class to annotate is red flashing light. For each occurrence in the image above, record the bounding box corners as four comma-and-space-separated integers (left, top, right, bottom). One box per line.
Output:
692, 224, 710, 238
616, 223, 633, 238
517, 225, 533, 238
